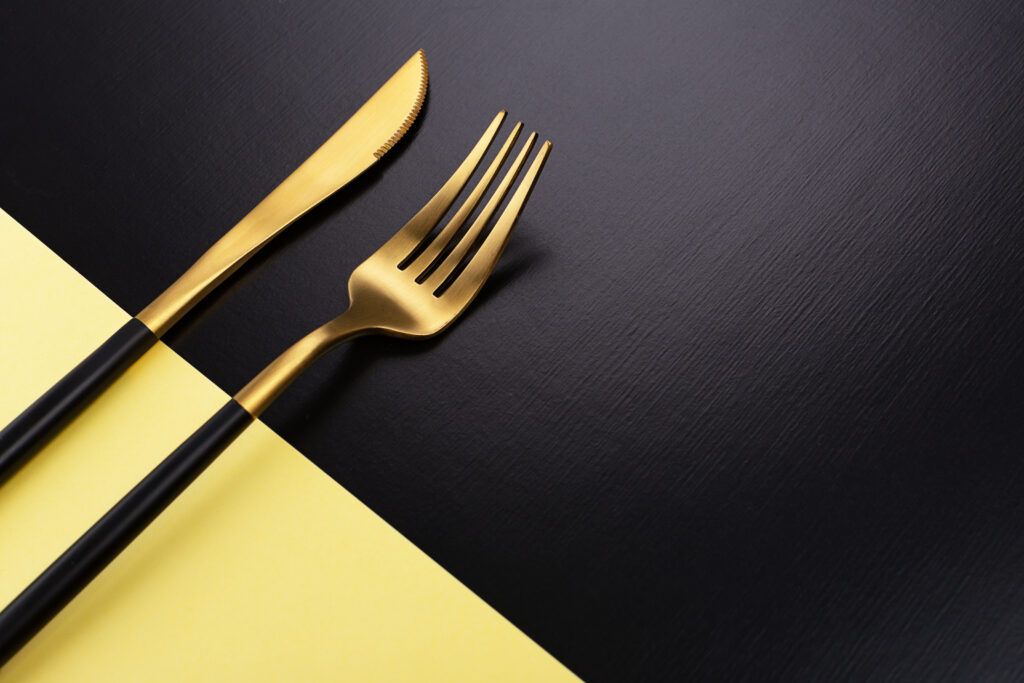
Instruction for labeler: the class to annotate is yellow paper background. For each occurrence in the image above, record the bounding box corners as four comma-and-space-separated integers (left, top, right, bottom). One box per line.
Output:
0, 209, 577, 682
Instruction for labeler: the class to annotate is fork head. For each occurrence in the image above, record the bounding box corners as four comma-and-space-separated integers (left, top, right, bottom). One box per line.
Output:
338, 111, 552, 338
234, 113, 551, 416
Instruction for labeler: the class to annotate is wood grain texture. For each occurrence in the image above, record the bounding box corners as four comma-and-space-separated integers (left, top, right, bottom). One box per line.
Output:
3, 0, 1024, 679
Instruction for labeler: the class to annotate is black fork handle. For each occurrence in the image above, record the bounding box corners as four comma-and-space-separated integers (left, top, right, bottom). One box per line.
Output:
0, 400, 253, 666
0, 318, 157, 485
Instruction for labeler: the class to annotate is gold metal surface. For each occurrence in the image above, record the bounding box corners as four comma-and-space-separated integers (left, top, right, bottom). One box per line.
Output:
235, 112, 552, 416
137, 50, 428, 336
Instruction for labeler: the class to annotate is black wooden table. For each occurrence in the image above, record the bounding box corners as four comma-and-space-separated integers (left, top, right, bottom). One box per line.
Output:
3, 1, 1024, 679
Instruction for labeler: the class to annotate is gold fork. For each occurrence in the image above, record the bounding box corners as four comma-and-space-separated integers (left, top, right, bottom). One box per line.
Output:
0, 111, 551, 664
237, 110, 547, 414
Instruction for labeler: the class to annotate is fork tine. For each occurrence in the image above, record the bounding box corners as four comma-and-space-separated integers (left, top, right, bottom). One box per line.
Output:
443, 141, 552, 302
378, 111, 506, 259
423, 132, 538, 291
406, 122, 523, 276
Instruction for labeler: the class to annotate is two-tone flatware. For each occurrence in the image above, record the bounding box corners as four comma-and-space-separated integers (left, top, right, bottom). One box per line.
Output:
0, 111, 551, 663
0, 50, 428, 484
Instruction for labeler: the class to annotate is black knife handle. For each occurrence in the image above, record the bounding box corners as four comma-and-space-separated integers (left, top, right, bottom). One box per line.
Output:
0, 400, 253, 666
0, 318, 157, 485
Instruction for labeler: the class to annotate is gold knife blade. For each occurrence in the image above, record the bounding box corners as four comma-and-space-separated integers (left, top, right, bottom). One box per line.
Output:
137, 49, 428, 335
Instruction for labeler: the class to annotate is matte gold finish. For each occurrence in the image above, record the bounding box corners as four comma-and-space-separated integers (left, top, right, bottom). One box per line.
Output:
235, 113, 552, 416
137, 50, 428, 336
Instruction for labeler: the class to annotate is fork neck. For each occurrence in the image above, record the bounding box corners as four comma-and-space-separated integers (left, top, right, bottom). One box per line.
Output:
234, 309, 371, 417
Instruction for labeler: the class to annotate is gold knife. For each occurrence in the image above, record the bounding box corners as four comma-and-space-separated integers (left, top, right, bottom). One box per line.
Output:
0, 50, 428, 483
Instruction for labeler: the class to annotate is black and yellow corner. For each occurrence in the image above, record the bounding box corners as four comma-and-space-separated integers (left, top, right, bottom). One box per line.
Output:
0, 209, 578, 681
